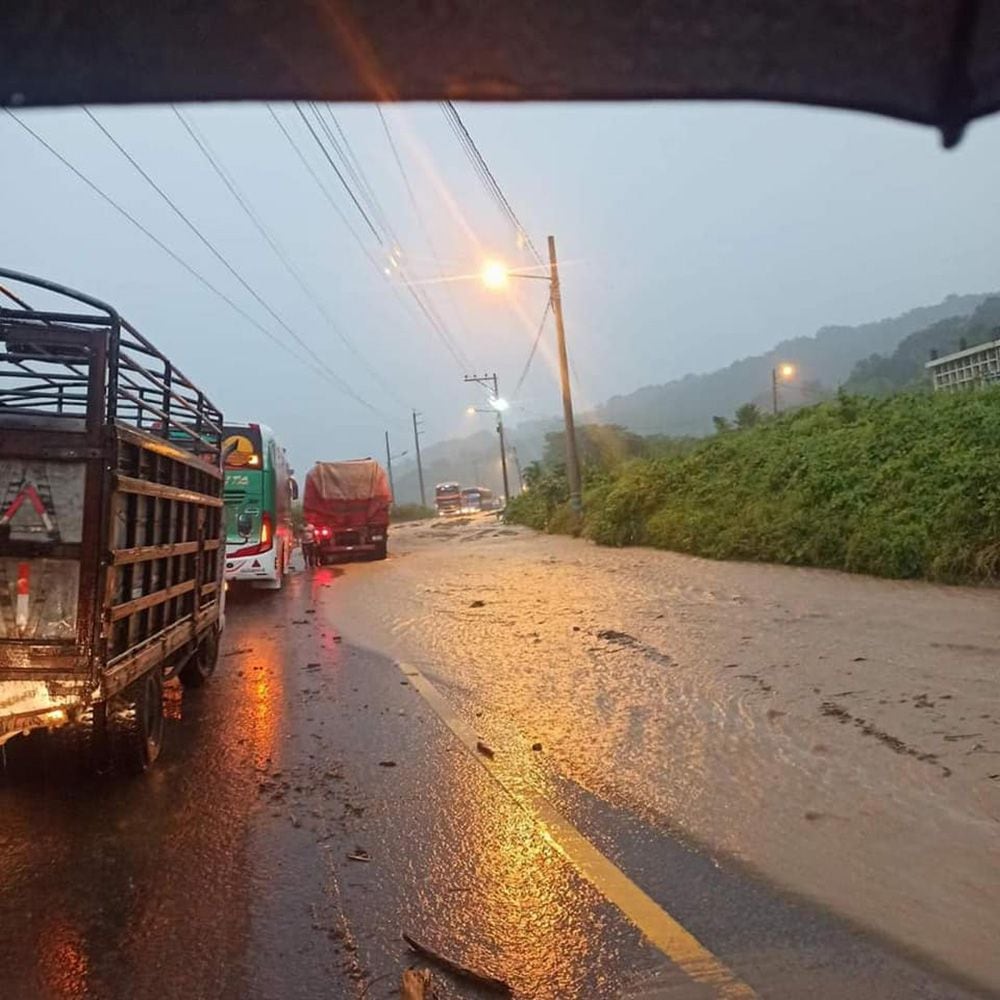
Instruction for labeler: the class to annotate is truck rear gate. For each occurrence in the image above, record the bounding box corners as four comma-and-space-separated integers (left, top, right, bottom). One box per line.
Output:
0, 268, 224, 769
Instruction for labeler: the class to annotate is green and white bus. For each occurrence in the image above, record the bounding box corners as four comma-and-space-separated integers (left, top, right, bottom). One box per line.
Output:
222, 423, 297, 590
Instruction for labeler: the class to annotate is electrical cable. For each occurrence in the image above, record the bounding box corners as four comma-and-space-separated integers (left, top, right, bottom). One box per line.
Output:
292, 102, 468, 369
3, 107, 340, 387
172, 105, 412, 409
376, 106, 473, 342
294, 102, 384, 245
80, 106, 384, 414
512, 299, 552, 401
441, 102, 543, 264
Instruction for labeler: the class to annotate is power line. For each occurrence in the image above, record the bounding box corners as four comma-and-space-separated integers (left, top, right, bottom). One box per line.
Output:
512, 300, 552, 400
376, 105, 472, 343
172, 105, 411, 409
265, 104, 386, 276
268, 102, 466, 368
295, 102, 467, 369
80, 105, 385, 416
3, 107, 339, 385
441, 102, 543, 264
321, 105, 396, 246
294, 102, 384, 245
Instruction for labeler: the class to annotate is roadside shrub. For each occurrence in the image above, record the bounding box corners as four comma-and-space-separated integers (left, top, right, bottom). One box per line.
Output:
513, 388, 1000, 584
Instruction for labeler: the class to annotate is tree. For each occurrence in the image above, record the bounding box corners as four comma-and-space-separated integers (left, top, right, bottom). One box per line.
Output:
712, 415, 732, 434
734, 403, 763, 430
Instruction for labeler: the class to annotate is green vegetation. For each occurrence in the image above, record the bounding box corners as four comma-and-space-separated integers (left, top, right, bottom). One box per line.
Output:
390, 503, 436, 523
505, 392, 1000, 583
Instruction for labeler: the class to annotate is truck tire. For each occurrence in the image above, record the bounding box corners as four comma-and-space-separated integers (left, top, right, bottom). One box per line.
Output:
108, 669, 165, 775
180, 626, 220, 688
374, 538, 388, 560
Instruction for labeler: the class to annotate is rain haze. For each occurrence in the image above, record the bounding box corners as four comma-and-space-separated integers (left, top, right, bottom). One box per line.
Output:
2, 101, 999, 473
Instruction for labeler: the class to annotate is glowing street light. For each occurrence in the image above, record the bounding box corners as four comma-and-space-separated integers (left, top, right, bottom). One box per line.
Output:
489, 396, 510, 412
772, 362, 797, 414
481, 259, 509, 290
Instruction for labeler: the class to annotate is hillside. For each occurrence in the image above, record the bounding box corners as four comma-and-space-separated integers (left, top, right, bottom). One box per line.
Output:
507, 389, 1000, 583
842, 296, 1000, 397
591, 292, 987, 436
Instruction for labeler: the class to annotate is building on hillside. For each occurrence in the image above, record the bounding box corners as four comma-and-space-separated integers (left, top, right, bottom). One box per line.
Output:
926, 337, 1000, 392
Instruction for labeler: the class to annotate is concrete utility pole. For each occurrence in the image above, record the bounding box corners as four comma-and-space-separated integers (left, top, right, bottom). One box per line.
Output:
385, 430, 396, 501
548, 235, 582, 514
464, 372, 510, 502
411, 410, 426, 507
771, 367, 779, 416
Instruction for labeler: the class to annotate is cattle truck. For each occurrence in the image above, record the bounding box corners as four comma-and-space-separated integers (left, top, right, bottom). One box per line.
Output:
0, 268, 225, 772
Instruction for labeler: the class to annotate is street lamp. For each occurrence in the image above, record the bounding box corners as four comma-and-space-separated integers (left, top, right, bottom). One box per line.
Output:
479, 236, 582, 515
481, 260, 509, 290
464, 376, 511, 502
771, 362, 797, 415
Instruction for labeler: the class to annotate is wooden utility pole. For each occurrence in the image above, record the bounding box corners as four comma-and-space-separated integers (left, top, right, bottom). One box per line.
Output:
548, 235, 582, 514
412, 410, 426, 507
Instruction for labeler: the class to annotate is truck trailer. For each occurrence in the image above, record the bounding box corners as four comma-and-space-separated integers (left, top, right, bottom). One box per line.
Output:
304, 459, 390, 562
0, 269, 225, 772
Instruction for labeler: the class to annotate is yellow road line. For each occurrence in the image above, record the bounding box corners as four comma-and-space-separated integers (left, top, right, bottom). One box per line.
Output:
399, 662, 758, 999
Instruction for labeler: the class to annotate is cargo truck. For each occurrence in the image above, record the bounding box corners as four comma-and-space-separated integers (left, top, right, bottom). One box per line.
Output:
0, 268, 225, 772
303, 459, 390, 562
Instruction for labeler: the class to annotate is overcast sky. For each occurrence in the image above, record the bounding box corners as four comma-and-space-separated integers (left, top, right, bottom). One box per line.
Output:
2, 101, 999, 472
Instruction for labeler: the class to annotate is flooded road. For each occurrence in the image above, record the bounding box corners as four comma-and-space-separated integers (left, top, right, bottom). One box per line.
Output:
0, 522, 997, 998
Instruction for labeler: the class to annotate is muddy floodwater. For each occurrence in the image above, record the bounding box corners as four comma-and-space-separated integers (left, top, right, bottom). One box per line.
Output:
2, 517, 997, 999
336, 516, 1000, 991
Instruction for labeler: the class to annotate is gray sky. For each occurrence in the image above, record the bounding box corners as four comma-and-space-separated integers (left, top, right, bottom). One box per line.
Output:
2, 101, 999, 473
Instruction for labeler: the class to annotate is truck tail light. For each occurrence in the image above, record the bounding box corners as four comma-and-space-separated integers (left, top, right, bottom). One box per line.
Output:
15, 562, 29, 630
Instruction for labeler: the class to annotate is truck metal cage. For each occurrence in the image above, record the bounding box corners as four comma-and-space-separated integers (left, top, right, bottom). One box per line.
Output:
0, 268, 225, 740
0, 268, 223, 455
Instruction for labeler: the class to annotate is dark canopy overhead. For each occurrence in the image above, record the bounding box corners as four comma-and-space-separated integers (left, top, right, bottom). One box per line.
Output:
2, 0, 997, 146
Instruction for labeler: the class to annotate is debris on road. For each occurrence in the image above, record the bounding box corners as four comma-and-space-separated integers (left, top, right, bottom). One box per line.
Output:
378, 760, 397, 767
223, 647, 253, 657
400, 968, 433, 1000
470, 599, 486, 608
402, 933, 511, 994
347, 849, 371, 863
531, 742, 543, 752
476, 740, 495, 759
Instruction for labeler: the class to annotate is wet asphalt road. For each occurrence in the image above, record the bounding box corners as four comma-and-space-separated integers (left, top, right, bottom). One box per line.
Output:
0, 560, 993, 999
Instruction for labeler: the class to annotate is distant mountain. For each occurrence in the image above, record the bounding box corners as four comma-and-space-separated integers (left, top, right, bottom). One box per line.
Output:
591, 293, 988, 436
391, 291, 991, 502
842, 296, 1000, 397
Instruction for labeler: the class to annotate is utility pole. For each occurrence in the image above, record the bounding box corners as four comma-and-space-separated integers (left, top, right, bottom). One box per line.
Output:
509, 443, 523, 494
384, 430, 396, 502
464, 372, 510, 502
771, 367, 779, 416
548, 235, 582, 514
412, 410, 426, 507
